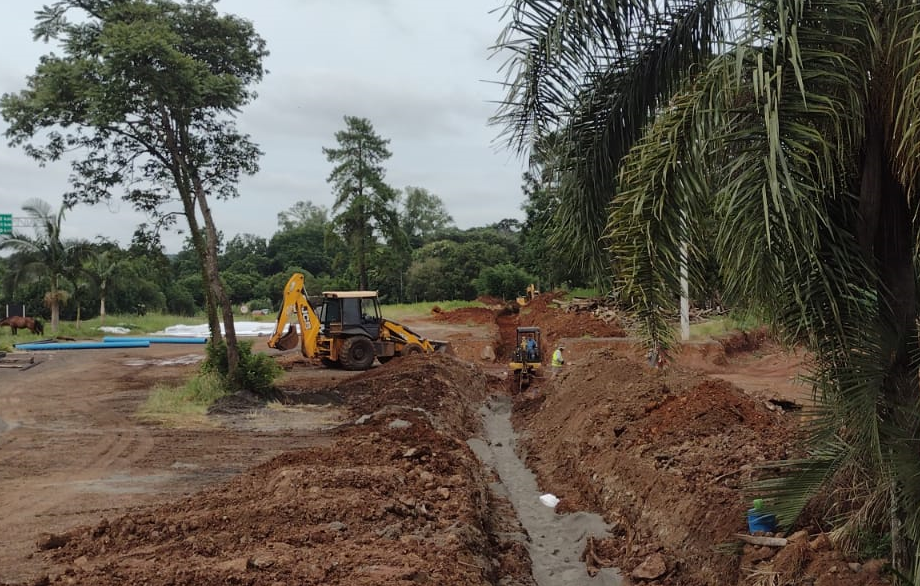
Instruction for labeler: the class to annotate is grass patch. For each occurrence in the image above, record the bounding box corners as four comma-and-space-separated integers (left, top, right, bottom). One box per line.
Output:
0, 329, 50, 348
381, 300, 484, 320
688, 314, 765, 338
563, 287, 600, 299
61, 313, 208, 337
2, 311, 282, 342
138, 373, 228, 426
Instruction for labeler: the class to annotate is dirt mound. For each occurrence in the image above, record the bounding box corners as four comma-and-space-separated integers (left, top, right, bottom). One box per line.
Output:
27, 355, 532, 586
518, 294, 626, 345
432, 292, 626, 363
512, 349, 799, 585
737, 531, 889, 586
432, 306, 496, 325
476, 295, 505, 307
720, 327, 770, 356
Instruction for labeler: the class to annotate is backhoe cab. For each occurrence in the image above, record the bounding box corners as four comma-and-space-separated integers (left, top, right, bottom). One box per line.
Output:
268, 273, 447, 370
509, 326, 542, 391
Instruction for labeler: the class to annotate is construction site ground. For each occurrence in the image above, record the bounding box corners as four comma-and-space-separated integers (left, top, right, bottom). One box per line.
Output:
0, 297, 890, 585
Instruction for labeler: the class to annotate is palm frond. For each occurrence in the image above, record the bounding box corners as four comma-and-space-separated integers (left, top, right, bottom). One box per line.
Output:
610, 82, 715, 347
543, 0, 730, 283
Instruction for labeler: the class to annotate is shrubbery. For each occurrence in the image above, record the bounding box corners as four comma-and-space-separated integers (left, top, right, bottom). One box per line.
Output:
203, 339, 281, 396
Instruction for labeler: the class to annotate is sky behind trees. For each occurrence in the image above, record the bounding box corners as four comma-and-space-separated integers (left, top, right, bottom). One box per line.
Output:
0, 0, 523, 252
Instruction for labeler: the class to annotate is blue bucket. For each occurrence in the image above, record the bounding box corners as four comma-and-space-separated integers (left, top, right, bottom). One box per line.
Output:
747, 509, 777, 533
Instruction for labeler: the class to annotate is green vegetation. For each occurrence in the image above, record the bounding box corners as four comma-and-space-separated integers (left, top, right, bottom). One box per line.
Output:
496, 0, 920, 579
203, 340, 281, 397
138, 374, 227, 426
381, 300, 484, 321
2, 0, 270, 377
688, 316, 763, 340
324, 116, 402, 291
564, 287, 600, 300
0, 199, 89, 333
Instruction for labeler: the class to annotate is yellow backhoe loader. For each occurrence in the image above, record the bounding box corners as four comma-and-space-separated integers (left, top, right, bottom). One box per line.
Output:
516, 283, 539, 307
267, 273, 448, 370
509, 326, 543, 391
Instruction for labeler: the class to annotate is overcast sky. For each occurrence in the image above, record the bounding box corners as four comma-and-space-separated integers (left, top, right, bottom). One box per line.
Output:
0, 0, 525, 253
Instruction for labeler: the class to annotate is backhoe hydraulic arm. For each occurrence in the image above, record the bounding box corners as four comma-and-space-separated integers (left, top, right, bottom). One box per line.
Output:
267, 273, 321, 357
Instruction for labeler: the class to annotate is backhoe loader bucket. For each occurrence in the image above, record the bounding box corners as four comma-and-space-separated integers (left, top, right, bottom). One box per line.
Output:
432, 340, 452, 354
276, 325, 300, 351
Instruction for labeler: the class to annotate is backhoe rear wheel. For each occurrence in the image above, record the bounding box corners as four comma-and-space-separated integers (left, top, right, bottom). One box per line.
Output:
340, 337, 376, 371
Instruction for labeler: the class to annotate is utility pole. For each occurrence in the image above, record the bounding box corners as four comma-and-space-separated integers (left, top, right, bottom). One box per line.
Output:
680, 210, 690, 341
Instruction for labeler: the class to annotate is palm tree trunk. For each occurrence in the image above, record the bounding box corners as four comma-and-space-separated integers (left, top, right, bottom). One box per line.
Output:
858, 113, 916, 574
49, 275, 60, 334
99, 287, 106, 326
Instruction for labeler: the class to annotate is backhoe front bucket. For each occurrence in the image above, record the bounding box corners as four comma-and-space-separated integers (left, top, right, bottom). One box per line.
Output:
276, 326, 300, 351
432, 340, 452, 354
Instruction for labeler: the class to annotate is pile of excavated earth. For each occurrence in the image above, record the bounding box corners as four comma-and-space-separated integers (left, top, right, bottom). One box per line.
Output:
11, 295, 892, 585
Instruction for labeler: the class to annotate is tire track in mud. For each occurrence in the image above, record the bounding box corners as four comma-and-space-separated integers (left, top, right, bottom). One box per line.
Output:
0, 346, 331, 583
0, 353, 160, 581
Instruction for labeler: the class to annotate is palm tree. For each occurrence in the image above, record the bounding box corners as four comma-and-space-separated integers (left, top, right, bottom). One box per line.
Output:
84, 248, 122, 326
495, 0, 920, 580
0, 199, 87, 333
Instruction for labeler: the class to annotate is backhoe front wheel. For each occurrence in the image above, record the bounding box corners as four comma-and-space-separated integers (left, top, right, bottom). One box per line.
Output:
401, 343, 424, 356
320, 357, 341, 369
340, 337, 376, 371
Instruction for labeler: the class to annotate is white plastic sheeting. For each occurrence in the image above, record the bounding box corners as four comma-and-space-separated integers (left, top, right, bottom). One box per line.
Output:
155, 321, 278, 337
98, 326, 131, 334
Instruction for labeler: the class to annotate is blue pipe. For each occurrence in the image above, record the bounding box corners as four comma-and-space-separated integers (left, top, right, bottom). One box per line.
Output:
15, 341, 150, 351
102, 336, 207, 344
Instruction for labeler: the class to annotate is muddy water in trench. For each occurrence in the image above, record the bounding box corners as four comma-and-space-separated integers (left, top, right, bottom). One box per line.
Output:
469, 395, 621, 586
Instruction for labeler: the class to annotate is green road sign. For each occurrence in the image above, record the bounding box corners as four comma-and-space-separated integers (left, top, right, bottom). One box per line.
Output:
0, 214, 11, 235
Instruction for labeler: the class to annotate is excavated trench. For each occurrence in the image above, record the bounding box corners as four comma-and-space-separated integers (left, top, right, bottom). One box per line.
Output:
469, 395, 621, 586
470, 307, 621, 585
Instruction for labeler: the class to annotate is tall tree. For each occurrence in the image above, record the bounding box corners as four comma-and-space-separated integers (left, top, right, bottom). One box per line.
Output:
277, 201, 331, 232
399, 186, 454, 248
323, 116, 400, 290
1, 0, 268, 377
269, 201, 338, 279
496, 0, 920, 580
0, 199, 87, 332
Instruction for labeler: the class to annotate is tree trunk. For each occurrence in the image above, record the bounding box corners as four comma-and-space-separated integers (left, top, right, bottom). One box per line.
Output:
49, 276, 60, 334
193, 178, 239, 376
858, 112, 917, 575
50, 299, 59, 334
159, 108, 222, 346
99, 285, 106, 326
182, 199, 222, 344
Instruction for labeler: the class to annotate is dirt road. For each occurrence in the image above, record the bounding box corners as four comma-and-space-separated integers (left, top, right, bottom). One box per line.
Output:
0, 343, 334, 583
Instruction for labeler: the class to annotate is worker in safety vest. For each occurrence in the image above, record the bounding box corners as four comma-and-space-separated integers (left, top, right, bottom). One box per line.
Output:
551, 345, 565, 376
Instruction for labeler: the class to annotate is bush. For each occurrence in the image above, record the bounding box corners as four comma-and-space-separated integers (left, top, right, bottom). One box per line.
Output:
475, 263, 535, 301
244, 297, 273, 314
204, 339, 282, 396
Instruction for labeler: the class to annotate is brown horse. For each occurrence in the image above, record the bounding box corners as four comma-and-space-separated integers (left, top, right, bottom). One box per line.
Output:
0, 316, 44, 335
